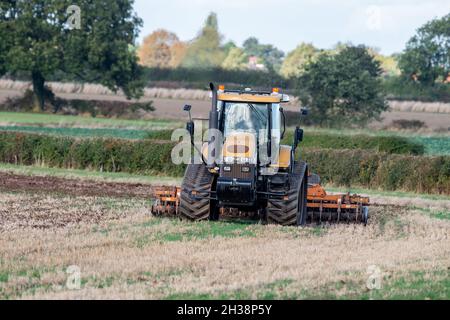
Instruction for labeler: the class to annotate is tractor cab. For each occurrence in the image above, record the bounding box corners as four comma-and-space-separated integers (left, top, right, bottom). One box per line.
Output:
190, 85, 302, 172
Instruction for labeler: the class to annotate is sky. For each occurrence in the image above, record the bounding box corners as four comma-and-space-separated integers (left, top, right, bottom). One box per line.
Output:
134, 0, 449, 55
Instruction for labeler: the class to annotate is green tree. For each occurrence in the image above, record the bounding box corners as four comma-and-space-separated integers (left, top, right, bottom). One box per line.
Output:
222, 41, 237, 56
222, 47, 248, 70
242, 37, 284, 72
182, 12, 226, 68
298, 45, 387, 127
280, 43, 320, 78
399, 13, 450, 85
0, 0, 144, 111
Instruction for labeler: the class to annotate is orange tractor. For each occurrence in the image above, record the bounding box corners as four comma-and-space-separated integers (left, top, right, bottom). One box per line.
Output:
151, 84, 369, 225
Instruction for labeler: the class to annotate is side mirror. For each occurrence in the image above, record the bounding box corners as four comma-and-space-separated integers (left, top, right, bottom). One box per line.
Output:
293, 127, 304, 150
186, 121, 195, 138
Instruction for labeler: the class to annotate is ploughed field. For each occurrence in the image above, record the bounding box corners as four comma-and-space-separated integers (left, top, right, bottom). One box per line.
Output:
0, 171, 449, 300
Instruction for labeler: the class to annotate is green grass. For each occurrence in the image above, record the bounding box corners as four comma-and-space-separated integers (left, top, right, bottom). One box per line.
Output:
357, 271, 450, 300
0, 125, 151, 140
164, 270, 449, 300
0, 271, 9, 283
409, 207, 450, 220
0, 125, 176, 141
432, 211, 450, 220
326, 185, 450, 201
135, 220, 258, 247
0, 112, 182, 130
165, 279, 294, 300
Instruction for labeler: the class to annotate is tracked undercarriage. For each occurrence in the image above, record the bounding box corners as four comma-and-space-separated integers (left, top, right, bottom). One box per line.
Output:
151, 168, 370, 226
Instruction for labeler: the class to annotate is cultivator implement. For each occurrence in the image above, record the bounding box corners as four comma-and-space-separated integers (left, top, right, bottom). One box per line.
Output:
150, 186, 180, 217
307, 183, 369, 225
150, 178, 370, 226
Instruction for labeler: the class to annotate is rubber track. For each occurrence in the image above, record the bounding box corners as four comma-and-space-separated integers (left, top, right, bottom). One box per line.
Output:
267, 161, 307, 226
179, 164, 214, 221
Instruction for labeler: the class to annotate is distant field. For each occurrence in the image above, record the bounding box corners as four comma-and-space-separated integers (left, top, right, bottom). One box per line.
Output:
2, 87, 450, 131
0, 112, 182, 130
0, 125, 152, 140
411, 136, 450, 156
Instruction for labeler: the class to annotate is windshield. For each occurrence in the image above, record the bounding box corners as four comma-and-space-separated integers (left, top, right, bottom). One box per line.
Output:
222, 102, 269, 138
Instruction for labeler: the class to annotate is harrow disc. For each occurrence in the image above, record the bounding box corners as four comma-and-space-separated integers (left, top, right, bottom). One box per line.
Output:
307, 204, 369, 225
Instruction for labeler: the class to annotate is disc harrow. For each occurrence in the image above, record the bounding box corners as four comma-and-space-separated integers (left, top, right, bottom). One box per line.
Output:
150, 179, 370, 225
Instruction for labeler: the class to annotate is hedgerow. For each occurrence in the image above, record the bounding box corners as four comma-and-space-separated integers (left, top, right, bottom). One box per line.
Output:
302, 149, 449, 194
283, 132, 425, 155
0, 132, 447, 194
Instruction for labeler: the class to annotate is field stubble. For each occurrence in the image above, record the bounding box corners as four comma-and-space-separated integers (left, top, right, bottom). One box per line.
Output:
0, 185, 448, 300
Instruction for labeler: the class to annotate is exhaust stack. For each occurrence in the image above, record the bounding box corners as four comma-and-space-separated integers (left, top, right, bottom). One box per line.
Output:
208, 83, 219, 166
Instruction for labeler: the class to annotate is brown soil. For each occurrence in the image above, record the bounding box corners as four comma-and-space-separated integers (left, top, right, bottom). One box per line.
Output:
0, 172, 152, 199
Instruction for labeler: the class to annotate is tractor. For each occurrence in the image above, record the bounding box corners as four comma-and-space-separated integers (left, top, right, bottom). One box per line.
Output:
151, 84, 369, 226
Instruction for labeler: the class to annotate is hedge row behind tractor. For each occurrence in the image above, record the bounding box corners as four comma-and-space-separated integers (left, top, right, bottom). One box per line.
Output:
151, 84, 369, 226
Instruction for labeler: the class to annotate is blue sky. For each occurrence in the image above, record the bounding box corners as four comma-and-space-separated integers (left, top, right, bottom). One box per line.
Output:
134, 0, 449, 55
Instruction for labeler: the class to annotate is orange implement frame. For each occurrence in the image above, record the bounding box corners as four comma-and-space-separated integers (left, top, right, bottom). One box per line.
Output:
151, 186, 180, 217
150, 184, 370, 224
307, 184, 370, 224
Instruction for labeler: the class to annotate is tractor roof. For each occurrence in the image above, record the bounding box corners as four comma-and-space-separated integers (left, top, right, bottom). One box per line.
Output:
217, 87, 290, 104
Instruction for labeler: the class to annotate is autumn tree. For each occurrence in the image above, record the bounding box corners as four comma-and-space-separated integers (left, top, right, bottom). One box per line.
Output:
0, 0, 144, 110
138, 29, 186, 68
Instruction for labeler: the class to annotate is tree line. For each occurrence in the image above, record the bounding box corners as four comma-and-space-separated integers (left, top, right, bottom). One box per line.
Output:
0, 2, 448, 127
137, 12, 449, 86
